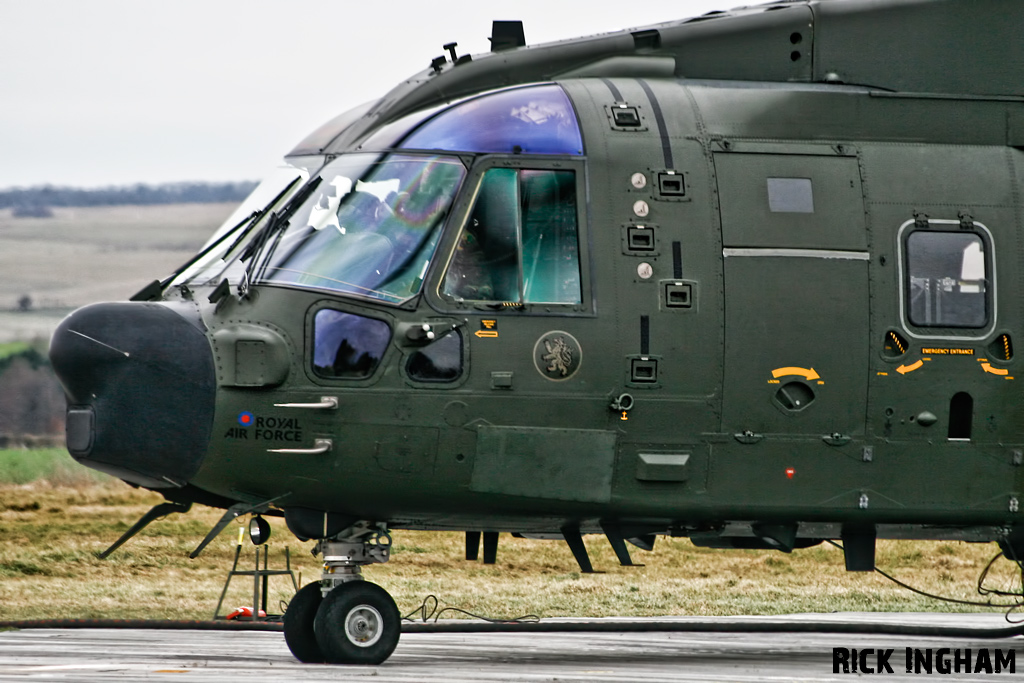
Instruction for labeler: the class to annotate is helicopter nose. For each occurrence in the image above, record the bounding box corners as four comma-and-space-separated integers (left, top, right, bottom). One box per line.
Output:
49, 301, 216, 489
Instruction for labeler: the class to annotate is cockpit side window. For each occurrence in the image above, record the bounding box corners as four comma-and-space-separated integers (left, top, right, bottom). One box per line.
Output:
442, 168, 581, 305
520, 170, 581, 303
905, 230, 989, 328
312, 309, 391, 379
405, 330, 463, 383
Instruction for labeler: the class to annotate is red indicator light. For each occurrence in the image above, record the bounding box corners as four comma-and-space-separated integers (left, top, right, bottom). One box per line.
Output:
785, 467, 795, 479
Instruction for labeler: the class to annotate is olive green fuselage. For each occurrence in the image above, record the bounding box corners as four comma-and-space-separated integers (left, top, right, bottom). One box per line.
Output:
187, 78, 1024, 542
51, 0, 1024, 554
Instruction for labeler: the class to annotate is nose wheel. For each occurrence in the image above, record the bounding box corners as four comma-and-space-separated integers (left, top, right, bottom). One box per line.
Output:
314, 581, 400, 664
282, 582, 325, 663
285, 580, 400, 665
283, 524, 400, 665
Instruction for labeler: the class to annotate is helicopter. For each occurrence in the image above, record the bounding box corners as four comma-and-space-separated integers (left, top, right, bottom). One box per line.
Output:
48, 0, 1024, 665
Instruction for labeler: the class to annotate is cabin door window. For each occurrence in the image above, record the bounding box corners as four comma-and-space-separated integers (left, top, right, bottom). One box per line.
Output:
905, 230, 989, 329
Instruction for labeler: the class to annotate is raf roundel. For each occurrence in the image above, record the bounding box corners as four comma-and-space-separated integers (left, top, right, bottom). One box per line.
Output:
237, 411, 255, 427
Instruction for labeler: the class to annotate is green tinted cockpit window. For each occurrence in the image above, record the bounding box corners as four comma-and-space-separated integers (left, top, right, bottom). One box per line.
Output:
442, 168, 581, 305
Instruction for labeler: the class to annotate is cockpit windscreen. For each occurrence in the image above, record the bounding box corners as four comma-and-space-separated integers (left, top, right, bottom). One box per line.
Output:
259, 153, 466, 303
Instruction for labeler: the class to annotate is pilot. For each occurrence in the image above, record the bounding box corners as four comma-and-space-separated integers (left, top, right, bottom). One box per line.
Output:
444, 219, 494, 300
337, 190, 389, 234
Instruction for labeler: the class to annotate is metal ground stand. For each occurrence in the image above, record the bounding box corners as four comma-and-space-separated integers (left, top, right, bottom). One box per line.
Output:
213, 540, 298, 621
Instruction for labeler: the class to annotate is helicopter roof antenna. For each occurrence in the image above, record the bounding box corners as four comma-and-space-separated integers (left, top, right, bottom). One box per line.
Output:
489, 20, 526, 52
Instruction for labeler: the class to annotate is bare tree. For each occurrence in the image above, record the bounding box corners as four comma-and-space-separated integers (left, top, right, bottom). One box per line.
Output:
0, 357, 65, 438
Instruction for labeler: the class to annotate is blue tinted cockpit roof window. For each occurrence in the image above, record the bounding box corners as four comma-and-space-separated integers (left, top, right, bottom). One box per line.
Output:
399, 85, 583, 156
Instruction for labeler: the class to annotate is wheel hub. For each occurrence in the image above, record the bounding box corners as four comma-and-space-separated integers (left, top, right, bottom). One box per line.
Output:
345, 605, 383, 647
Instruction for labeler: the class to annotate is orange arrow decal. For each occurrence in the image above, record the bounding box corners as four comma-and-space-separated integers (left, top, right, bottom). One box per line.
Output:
981, 362, 1009, 376
474, 330, 498, 338
896, 360, 924, 375
771, 367, 820, 381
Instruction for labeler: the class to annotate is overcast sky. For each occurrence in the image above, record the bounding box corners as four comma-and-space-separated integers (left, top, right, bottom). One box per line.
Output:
1, 1, 728, 189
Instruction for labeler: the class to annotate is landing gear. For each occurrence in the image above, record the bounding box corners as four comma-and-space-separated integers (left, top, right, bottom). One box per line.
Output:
283, 522, 400, 665
314, 581, 400, 664
283, 582, 325, 663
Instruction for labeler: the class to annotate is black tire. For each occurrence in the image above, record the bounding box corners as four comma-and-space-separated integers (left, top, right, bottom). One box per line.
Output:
313, 581, 401, 665
284, 582, 326, 663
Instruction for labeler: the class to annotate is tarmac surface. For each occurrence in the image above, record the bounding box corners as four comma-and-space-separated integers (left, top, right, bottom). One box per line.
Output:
0, 613, 1021, 682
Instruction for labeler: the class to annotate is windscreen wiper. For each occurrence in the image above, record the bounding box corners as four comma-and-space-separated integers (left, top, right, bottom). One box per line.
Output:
238, 176, 323, 297
158, 175, 303, 290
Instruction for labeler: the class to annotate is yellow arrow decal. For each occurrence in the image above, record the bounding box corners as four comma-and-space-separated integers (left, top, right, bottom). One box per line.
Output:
771, 367, 820, 381
896, 360, 924, 375
474, 330, 498, 338
981, 362, 1009, 376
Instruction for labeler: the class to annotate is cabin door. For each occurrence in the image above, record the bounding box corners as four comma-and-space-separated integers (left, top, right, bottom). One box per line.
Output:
715, 151, 869, 439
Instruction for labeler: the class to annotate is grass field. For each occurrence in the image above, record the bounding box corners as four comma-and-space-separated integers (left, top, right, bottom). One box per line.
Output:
0, 342, 32, 360
0, 449, 1021, 624
0, 204, 235, 343
0, 448, 110, 486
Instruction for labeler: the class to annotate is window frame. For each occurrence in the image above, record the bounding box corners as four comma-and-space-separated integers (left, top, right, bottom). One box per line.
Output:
897, 217, 997, 341
428, 155, 592, 316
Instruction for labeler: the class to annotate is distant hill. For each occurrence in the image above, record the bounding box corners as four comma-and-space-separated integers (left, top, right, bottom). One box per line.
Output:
0, 181, 257, 211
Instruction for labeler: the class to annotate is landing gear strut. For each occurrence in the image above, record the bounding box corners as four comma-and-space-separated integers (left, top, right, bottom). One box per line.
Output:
284, 523, 400, 665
